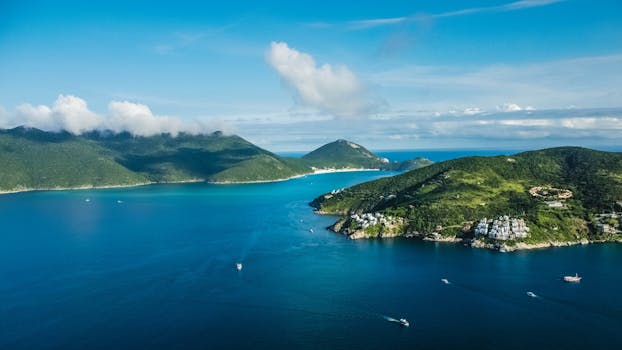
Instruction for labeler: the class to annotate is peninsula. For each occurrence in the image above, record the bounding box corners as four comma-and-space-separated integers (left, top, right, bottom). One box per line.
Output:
311, 147, 622, 251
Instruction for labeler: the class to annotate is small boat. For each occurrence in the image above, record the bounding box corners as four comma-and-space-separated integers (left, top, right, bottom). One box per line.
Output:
309, 228, 314, 233
236, 263, 243, 271
526, 291, 537, 298
563, 273, 581, 283
441, 278, 450, 284
117, 200, 123, 204
384, 316, 410, 327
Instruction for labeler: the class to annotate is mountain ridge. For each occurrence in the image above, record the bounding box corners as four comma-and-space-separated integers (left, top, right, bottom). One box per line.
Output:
0, 127, 431, 193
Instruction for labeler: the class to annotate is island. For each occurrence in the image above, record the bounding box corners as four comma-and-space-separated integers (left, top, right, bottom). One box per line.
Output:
0, 127, 431, 194
311, 147, 622, 251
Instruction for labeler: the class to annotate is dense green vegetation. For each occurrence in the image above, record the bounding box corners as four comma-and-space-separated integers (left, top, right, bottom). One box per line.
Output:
395, 157, 434, 171
0, 127, 311, 191
0, 128, 148, 191
302, 139, 391, 169
0, 128, 434, 192
312, 147, 622, 245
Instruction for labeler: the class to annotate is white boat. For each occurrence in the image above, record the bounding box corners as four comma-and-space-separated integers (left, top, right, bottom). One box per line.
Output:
384, 316, 410, 327
441, 278, 450, 284
309, 228, 314, 233
563, 273, 581, 283
526, 291, 537, 298
85, 198, 91, 202
236, 263, 243, 271
117, 200, 123, 204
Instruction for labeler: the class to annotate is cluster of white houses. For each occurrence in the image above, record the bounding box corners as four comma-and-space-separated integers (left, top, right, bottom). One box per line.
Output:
475, 215, 530, 240
330, 188, 345, 195
350, 212, 395, 229
595, 213, 620, 234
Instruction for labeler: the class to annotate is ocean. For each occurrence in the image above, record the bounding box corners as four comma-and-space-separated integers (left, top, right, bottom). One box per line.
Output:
1, 151, 621, 349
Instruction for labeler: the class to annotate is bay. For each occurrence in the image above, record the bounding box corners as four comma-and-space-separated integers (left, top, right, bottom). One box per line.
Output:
1, 156, 621, 349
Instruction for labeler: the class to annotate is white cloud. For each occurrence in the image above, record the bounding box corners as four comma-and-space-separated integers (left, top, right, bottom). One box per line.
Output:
230, 107, 622, 151
15, 104, 54, 130
3, 94, 229, 136
463, 107, 484, 115
348, 0, 565, 29
497, 103, 535, 112
266, 41, 383, 117
107, 101, 201, 136
15, 95, 102, 134
53, 95, 103, 134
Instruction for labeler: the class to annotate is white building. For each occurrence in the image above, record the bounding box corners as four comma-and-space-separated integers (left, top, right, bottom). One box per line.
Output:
475, 215, 529, 240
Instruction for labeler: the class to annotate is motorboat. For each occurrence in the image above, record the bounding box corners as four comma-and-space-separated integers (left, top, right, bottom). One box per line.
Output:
441, 278, 450, 284
85, 198, 91, 202
384, 316, 410, 327
526, 291, 537, 298
563, 273, 581, 283
236, 263, 243, 271
309, 228, 314, 233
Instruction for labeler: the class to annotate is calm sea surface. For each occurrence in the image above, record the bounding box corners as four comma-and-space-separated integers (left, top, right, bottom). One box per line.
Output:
1, 151, 622, 349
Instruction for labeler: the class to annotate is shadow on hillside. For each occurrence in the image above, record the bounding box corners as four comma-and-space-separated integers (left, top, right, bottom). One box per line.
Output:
118, 147, 264, 179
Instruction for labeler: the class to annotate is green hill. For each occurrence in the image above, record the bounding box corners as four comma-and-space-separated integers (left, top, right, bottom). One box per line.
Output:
0, 128, 149, 192
302, 139, 390, 169
0, 127, 311, 192
84, 131, 310, 183
395, 157, 434, 171
311, 147, 622, 249
0, 128, 434, 193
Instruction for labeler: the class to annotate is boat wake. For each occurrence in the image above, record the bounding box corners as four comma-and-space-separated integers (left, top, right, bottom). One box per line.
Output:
382, 315, 410, 327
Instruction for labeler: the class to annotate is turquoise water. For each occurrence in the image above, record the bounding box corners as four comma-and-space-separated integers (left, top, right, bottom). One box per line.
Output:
1, 170, 622, 349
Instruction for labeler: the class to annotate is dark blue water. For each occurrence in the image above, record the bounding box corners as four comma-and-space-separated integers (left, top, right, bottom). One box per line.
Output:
1, 171, 622, 349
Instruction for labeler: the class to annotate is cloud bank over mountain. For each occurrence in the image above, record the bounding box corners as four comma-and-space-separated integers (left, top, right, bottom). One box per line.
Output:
1, 95, 222, 136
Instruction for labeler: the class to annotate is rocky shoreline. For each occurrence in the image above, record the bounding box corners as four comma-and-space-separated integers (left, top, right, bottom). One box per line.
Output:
325, 218, 621, 252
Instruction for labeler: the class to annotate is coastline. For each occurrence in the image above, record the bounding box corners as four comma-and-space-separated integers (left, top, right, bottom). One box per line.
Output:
0, 179, 204, 196
309, 168, 381, 174
207, 167, 383, 185
320, 214, 622, 252
0, 168, 385, 195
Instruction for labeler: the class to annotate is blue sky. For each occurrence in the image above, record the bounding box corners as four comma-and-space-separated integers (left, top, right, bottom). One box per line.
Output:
1, 0, 621, 150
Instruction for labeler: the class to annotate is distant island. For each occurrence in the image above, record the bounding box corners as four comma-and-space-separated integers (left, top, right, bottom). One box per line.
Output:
311, 147, 622, 251
0, 127, 431, 194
